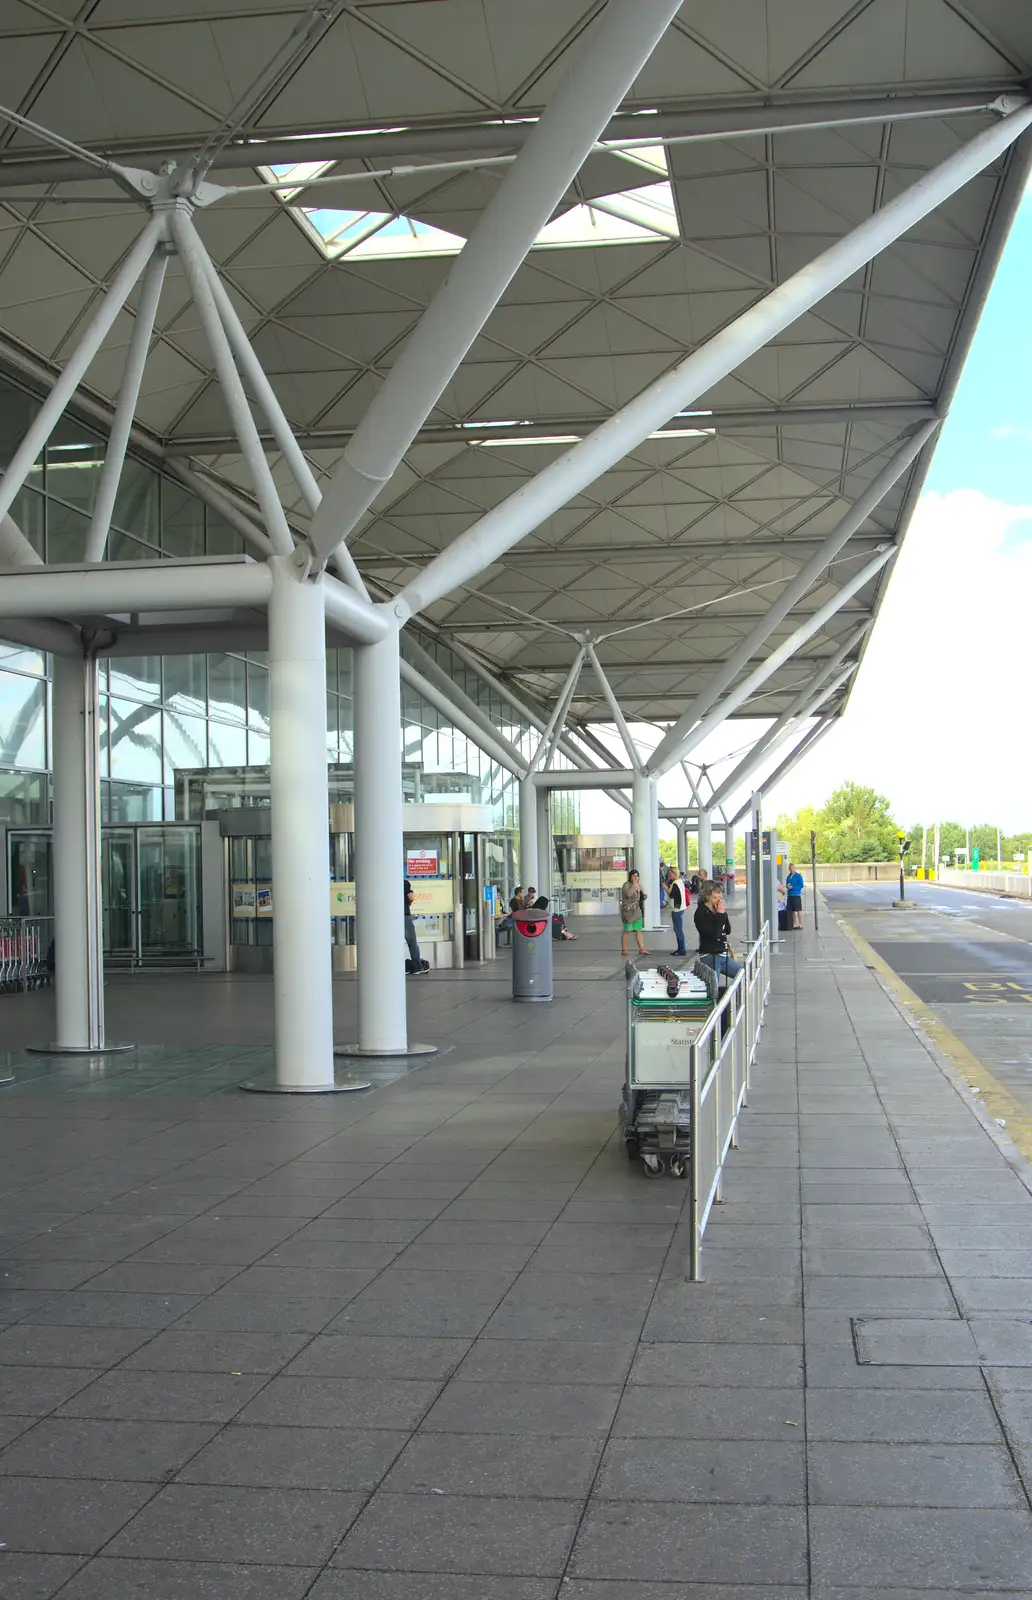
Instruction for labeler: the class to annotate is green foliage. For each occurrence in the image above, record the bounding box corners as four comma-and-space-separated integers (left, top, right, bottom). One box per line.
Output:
777, 781, 899, 863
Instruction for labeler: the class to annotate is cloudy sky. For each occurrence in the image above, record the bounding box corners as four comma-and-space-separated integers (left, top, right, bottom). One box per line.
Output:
583, 175, 1032, 838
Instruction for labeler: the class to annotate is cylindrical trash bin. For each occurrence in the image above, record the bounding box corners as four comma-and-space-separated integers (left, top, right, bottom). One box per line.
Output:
512, 910, 553, 1002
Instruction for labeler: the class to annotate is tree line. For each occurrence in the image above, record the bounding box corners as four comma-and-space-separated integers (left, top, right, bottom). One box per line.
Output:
775, 781, 1030, 866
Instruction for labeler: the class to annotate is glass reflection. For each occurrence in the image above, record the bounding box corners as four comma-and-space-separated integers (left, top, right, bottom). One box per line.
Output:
0, 673, 45, 769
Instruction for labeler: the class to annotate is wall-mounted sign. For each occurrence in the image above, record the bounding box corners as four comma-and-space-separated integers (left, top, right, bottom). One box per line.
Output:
231, 884, 256, 920
407, 849, 438, 877
256, 887, 273, 918
409, 878, 453, 916
330, 881, 356, 916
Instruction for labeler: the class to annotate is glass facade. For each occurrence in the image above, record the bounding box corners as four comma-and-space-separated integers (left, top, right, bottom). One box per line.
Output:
0, 367, 578, 850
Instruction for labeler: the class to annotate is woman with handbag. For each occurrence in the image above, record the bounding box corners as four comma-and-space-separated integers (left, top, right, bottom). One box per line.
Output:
694, 882, 743, 980
619, 870, 649, 958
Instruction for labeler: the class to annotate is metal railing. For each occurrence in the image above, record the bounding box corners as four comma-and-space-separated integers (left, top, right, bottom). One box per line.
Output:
688, 923, 770, 1279
0, 916, 54, 994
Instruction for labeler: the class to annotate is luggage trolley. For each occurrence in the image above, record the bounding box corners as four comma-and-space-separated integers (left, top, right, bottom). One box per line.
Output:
619, 962, 715, 1179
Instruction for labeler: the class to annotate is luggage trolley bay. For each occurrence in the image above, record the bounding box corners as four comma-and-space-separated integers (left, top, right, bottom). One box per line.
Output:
620, 962, 715, 1178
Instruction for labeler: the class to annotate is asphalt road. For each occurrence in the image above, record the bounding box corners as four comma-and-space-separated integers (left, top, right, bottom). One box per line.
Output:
822, 880, 1032, 1114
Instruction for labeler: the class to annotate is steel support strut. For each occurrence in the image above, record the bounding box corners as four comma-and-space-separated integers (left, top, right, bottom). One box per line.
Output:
397, 107, 1032, 624
705, 621, 869, 812
587, 645, 642, 769
0, 215, 161, 528
645, 427, 935, 775
170, 210, 295, 557
730, 717, 837, 828
651, 542, 897, 773
86, 249, 168, 563
308, 0, 684, 562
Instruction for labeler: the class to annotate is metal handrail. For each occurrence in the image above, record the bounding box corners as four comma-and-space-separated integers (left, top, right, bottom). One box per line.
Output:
688, 923, 770, 1279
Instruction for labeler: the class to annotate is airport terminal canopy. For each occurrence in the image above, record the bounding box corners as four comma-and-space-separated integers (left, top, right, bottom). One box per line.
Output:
0, 0, 1030, 731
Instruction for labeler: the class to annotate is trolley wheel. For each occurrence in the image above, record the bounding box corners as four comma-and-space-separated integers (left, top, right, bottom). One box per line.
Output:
641, 1154, 664, 1178
668, 1155, 688, 1180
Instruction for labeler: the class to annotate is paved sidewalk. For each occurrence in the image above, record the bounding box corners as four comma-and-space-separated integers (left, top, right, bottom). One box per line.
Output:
0, 904, 1031, 1596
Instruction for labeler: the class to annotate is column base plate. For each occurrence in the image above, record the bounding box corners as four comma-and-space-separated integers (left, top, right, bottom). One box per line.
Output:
240, 1077, 372, 1095
27, 1043, 135, 1056
333, 1042, 438, 1059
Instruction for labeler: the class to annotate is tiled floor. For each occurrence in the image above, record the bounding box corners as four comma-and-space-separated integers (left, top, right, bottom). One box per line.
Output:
0, 904, 1031, 1597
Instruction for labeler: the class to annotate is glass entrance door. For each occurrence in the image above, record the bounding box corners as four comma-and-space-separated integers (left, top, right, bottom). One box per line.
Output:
137, 826, 200, 959
102, 829, 136, 959
7, 825, 202, 966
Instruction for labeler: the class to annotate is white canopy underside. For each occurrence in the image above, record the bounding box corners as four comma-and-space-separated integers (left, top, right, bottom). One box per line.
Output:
0, 0, 1029, 727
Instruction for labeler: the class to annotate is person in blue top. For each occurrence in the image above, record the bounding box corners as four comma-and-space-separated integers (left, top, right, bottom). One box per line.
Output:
785, 863, 805, 930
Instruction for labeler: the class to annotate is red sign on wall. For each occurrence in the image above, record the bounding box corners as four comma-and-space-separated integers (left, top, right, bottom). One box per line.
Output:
407, 850, 438, 877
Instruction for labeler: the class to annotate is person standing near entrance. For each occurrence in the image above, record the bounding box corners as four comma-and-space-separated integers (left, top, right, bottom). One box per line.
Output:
666, 866, 687, 957
404, 879, 430, 975
786, 862, 805, 930
620, 870, 648, 959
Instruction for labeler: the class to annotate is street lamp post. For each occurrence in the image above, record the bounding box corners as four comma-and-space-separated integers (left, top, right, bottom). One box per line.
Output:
897, 829, 911, 902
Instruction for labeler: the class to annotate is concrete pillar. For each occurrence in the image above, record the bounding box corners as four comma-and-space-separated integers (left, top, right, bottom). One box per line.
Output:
676, 823, 688, 876
267, 559, 337, 1085
519, 778, 538, 889
51, 655, 105, 1051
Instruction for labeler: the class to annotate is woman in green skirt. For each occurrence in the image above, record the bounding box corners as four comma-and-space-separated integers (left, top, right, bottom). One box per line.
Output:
620, 869, 648, 958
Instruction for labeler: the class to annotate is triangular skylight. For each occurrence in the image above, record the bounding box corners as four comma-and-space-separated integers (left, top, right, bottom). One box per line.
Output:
259, 143, 678, 262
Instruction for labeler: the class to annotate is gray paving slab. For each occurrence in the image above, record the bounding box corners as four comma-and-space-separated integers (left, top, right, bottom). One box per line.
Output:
4, 912, 1032, 1592
54, 1557, 317, 1597
106, 1482, 363, 1565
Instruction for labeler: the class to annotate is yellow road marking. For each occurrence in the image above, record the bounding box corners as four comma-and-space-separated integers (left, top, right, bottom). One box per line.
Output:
833, 909, 1032, 1166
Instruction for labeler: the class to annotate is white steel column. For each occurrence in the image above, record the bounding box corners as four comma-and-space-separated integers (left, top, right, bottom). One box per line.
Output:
632, 771, 650, 893
646, 778, 662, 931
309, 0, 684, 560
698, 810, 713, 878
247, 557, 338, 1089
536, 789, 552, 899
46, 655, 128, 1055
345, 623, 435, 1059
677, 823, 688, 876
519, 778, 538, 889
398, 105, 1032, 623
724, 825, 736, 887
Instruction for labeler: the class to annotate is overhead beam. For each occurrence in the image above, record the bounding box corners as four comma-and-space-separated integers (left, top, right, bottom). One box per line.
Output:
161, 403, 936, 457
0, 91, 1006, 187
645, 423, 937, 774
0, 558, 272, 619
308, 0, 684, 562
409, 607, 874, 633
351, 536, 890, 570
395, 105, 1032, 624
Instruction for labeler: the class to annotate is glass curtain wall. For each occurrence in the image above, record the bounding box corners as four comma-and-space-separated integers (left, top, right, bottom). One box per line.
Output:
0, 367, 579, 877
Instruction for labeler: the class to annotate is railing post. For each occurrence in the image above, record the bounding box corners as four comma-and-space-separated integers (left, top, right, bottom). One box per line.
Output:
689, 1040, 702, 1282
